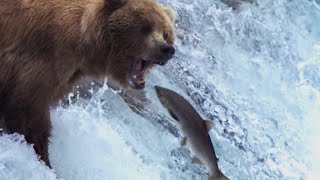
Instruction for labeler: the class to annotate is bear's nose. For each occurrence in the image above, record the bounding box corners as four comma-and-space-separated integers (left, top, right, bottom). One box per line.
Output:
160, 44, 175, 59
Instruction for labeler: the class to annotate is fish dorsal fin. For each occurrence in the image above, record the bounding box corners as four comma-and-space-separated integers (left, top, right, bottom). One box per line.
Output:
191, 157, 203, 165
204, 120, 214, 133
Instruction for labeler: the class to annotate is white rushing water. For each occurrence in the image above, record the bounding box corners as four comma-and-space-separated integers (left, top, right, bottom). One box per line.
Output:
0, 0, 320, 179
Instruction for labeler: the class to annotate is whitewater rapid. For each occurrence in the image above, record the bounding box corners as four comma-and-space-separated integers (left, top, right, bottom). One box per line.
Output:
1, 0, 320, 180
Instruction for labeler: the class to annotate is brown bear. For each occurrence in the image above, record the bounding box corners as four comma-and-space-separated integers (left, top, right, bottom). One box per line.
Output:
0, 0, 176, 167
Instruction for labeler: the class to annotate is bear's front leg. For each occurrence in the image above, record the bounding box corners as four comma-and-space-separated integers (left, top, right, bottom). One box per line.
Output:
4, 105, 52, 168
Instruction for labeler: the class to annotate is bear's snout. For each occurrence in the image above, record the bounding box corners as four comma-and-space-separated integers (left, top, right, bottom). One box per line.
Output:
153, 42, 175, 65
160, 43, 175, 60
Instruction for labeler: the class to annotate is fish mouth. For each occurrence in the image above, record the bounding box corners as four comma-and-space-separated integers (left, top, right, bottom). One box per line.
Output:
154, 85, 169, 106
129, 59, 166, 89
155, 85, 164, 97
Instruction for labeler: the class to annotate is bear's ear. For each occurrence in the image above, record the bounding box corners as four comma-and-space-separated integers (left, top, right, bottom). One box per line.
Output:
106, 0, 128, 11
163, 7, 177, 23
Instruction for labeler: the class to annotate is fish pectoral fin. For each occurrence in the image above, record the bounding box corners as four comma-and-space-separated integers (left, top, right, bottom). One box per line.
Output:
168, 109, 179, 122
180, 137, 188, 147
204, 120, 215, 133
191, 157, 203, 165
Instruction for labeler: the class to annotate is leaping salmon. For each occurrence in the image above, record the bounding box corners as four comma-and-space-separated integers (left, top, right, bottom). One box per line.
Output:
155, 85, 228, 180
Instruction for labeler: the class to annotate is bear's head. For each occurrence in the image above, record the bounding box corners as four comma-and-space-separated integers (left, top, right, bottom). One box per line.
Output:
94, 0, 176, 90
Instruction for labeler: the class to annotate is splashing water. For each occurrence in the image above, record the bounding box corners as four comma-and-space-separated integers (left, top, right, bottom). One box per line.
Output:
0, 0, 319, 180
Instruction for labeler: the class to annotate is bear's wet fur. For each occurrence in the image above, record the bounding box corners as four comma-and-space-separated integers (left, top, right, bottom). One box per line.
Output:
0, 0, 176, 167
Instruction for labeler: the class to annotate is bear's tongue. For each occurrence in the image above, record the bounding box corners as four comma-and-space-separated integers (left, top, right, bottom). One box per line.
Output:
130, 60, 149, 89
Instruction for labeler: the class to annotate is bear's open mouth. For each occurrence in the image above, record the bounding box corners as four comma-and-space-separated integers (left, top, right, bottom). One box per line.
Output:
129, 59, 167, 89
129, 59, 151, 89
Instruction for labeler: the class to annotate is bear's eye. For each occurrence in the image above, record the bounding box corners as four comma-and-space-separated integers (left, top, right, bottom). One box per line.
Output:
140, 25, 152, 35
163, 32, 169, 40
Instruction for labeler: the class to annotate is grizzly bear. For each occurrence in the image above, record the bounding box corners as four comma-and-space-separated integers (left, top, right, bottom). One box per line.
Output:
0, 0, 176, 167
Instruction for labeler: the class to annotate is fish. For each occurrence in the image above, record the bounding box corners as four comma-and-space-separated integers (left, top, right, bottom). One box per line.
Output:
222, 0, 258, 10
155, 85, 228, 180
